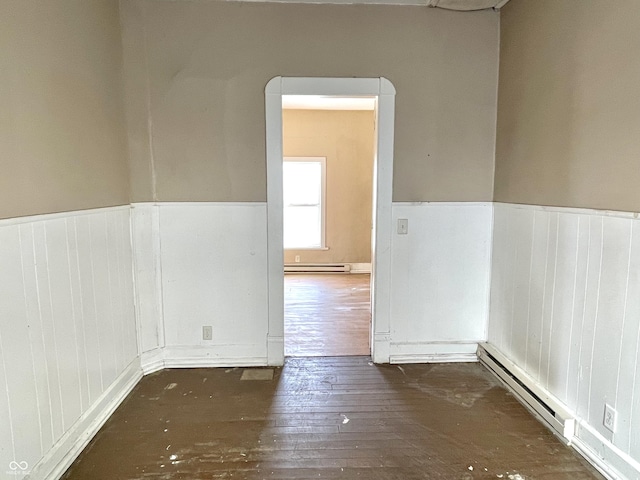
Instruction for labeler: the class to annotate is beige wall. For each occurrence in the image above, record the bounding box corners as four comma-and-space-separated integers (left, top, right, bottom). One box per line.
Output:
283, 110, 374, 264
0, 0, 130, 219
120, 0, 499, 203
495, 0, 640, 212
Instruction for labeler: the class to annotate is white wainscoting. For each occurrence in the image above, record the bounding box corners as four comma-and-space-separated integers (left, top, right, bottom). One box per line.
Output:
132, 202, 492, 368
488, 203, 640, 480
2, 201, 635, 479
389, 203, 493, 363
156, 203, 270, 367
0, 206, 140, 480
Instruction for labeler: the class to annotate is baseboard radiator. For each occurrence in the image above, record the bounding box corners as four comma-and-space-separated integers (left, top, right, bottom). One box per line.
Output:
477, 343, 575, 442
284, 263, 351, 273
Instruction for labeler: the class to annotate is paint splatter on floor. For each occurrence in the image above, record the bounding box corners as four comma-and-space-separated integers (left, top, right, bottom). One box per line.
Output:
61, 357, 605, 480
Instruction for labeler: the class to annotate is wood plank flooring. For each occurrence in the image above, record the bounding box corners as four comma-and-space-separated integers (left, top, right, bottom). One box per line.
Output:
285, 274, 370, 357
62, 357, 604, 480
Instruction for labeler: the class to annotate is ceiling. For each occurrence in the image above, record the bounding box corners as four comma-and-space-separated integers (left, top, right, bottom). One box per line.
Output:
234, 0, 511, 9
426, 0, 510, 10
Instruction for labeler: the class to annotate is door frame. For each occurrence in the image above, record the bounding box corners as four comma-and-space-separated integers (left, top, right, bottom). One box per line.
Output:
265, 76, 396, 365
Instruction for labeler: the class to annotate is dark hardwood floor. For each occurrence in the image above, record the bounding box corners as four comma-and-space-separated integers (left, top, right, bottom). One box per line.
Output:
62, 357, 603, 480
284, 274, 370, 357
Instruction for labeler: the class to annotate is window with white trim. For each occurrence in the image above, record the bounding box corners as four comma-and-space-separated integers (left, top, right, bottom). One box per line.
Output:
283, 157, 326, 249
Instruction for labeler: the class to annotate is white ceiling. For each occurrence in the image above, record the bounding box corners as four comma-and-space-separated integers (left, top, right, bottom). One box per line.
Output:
282, 95, 376, 111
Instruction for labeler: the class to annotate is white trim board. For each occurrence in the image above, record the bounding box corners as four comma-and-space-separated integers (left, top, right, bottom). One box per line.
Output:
390, 354, 478, 364
0, 204, 130, 227
140, 348, 165, 375
265, 76, 396, 365
390, 342, 479, 364
131, 203, 165, 356
131, 201, 267, 208
140, 346, 269, 374
573, 422, 640, 480
494, 201, 640, 220
392, 201, 493, 207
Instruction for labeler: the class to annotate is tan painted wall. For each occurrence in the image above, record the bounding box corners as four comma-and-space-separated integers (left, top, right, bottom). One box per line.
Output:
283, 110, 374, 264
495, 0, 640, 212
0, 0, 130, 219
120, 0, 499, 203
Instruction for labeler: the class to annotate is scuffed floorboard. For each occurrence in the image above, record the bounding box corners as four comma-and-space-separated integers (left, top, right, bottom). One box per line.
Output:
62, 357, 603, 479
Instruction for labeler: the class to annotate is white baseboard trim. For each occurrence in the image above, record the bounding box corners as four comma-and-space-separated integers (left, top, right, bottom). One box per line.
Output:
141, 348, 165, 375
572, 421, 640, 480
164, 357, 268, 369
267, 335, 284, 366
390, 353, 478, 364
389, 342, 479, 364
29, 359, 143, 480
372, 333, 391, 364
350, 263, 372, 273
141, 346, 269, 370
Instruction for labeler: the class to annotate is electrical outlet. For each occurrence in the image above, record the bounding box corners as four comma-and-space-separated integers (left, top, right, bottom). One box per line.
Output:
295, 255, 300, 263
202, 326, 213, 341
603, 404, 616, 432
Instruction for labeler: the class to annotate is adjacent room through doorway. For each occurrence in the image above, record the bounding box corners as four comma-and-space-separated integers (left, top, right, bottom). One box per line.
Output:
281, 96, 376, 357
284, 274, 371, 356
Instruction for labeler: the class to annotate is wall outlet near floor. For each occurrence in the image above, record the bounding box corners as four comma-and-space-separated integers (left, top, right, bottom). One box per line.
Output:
295, 255, 300, 263
603, 404, 617, 432
202, 325, 213, 341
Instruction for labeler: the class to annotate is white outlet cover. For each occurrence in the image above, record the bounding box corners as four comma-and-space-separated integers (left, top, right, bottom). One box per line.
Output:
202, 326, 213, 341
603, 404, 616, 432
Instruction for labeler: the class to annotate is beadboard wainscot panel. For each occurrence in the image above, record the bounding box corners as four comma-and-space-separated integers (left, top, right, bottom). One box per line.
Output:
488, 203, 640, 480
158, 203, 269, 366
0, 207, 140, 480
389, 202, 493, 363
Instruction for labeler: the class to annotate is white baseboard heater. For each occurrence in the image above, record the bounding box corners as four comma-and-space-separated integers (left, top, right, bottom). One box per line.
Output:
477, 343, 575, 442
284, 263, 351, 273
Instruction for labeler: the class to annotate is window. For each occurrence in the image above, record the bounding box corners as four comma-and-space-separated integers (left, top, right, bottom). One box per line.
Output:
283, 157, 326, 249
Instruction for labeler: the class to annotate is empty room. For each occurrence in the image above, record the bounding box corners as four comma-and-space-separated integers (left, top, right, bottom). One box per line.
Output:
1, 0, 639, 479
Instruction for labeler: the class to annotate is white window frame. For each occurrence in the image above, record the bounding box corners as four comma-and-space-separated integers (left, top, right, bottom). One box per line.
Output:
283, 156, 327, 250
